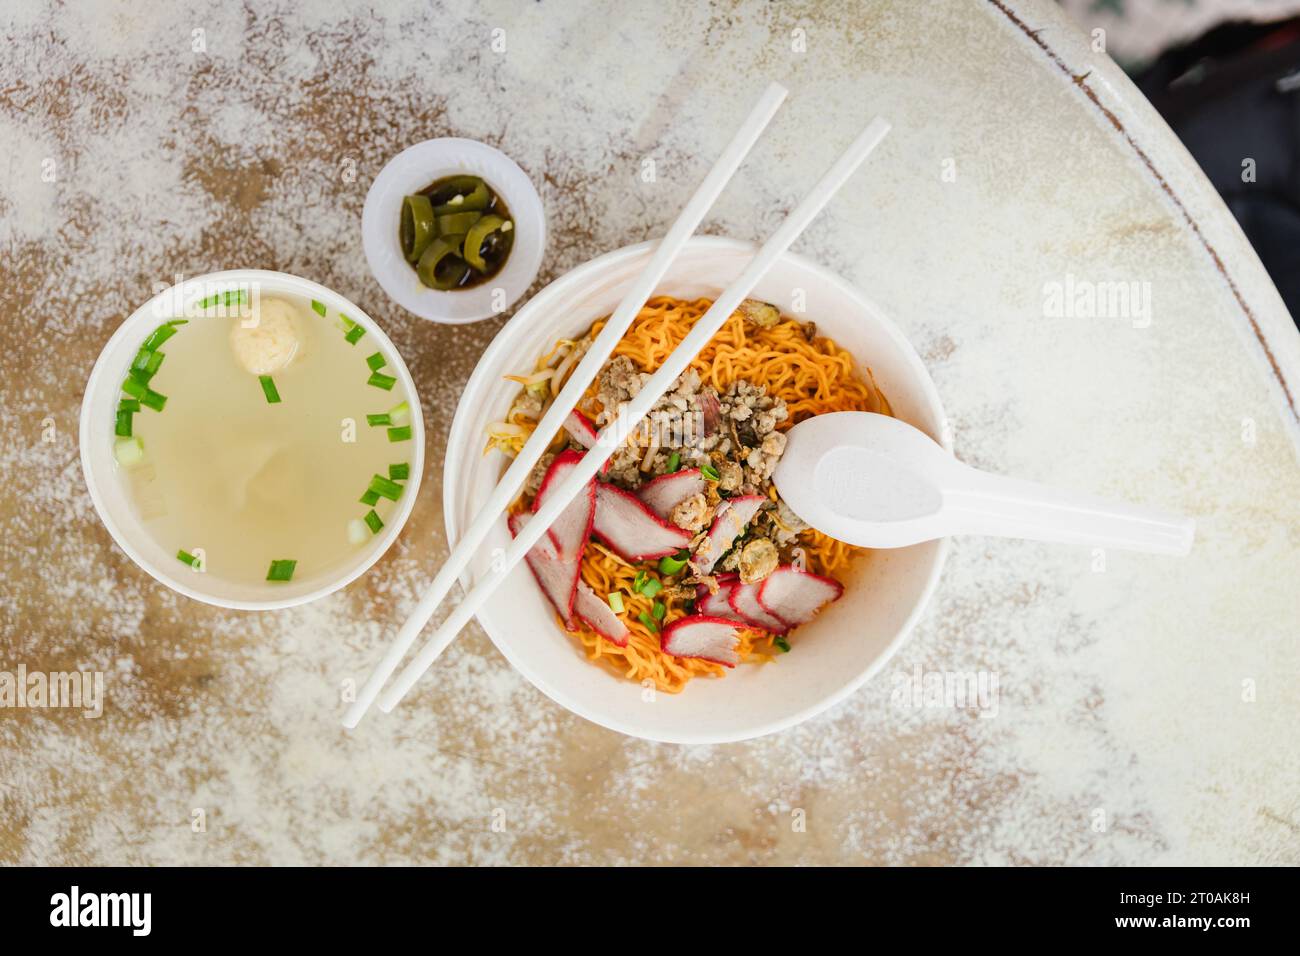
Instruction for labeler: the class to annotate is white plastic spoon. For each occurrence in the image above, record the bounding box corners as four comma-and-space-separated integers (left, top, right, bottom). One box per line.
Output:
772, 412, 1194, 554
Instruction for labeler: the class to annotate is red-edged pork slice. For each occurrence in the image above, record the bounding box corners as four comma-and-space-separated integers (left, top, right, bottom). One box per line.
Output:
574, 580, 629, 646
532, 449, 596, 561
691, 495, 766, 574
696, 581, 745, 623
727, 581, 788, 633
508, 512, 578, 628
660, 615, 742, 666
637, 468, 705, 521
563, 409, 598, 450
592, 482, 692, 560
757, 566, 843, 626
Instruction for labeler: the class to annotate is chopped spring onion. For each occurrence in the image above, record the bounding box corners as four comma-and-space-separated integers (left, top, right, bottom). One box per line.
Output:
365, 351, 386, 371
177, 549, 200, 568
387, 425, 412, 442
142, 323, 178, 351
388, 462, 410, 481
118, 399, 140, 413
131, 348, 165, 378
259, 375, 281, 404
347, 518, 368, 545
607, 591, 625, 613
388, 401, 411, 426
359, 489, 381, 506
701, 462, 720, 481
666, 451, 681, 473
633, 570, 646, 593
368, 474, 403, 501
113, 435, 144, 466
637, 610, 659, 634
311, 300, 326, 317
658, 551, 690, 575
366, 413, 390, 427
774, 636, 792, 653
197, 289, 246, 309
368, 371, 397, 391
266, 559, 297, 582
140, 388, 167, 412
364, 509, 384, 534
639, 576, 663, 599
344, 324, 365, 345
652, 600, 666, 621
114, 408, 134, 437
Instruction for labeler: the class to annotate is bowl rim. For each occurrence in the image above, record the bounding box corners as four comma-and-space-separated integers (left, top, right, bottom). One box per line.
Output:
443, 236, 951, 743
361, 137, 547, 325
79, 268, 425, 611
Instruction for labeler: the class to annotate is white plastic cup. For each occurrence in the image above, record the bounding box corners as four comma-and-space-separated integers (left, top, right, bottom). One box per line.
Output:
362, 138, 546, 324
80, 270, 425, 610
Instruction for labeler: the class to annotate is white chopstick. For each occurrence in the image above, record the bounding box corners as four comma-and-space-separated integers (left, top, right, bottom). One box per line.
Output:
376, 116, 892, 715
341, 82, 789, 729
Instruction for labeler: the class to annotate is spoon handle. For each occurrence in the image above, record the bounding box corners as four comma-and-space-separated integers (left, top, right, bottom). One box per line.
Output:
944, 464, 1195, 555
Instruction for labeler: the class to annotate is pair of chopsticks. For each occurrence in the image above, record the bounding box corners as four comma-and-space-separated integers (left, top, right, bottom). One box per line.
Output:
343, 82, 890, 728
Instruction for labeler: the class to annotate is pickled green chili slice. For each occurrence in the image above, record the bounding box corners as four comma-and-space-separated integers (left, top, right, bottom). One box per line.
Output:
430, 175, 488, 213
462, 215, 506, 271
435, 211, 482, 236
401, 194, 436, 263
416, 236, 470, 290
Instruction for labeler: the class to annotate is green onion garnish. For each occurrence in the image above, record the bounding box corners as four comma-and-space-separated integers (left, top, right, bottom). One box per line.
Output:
121, 376, 147, 400
344, 325, 365, 345
259, 375, 281, 404
387, 425, 412, 442
114, 408, 134, 437
177, 550, 199, 568
368, 474, 403, 501
388, 401, 411, 426
638, 610, 659, 634
389, 462, 410, 481
366, 413, 391, 427
364, 509, 384, 534
774, 636, 791, 653
266, 559, 297, 582
640, 576, 663, 599
113, 435, 144, 466
142, 323, 178, 351
701, 462, 720, 481
633, 570, 646, 593
607, 591, 625, 613
368, 372, 396, 391
360, 489, 381, 506
196, 289, 247, 309
140, 388, 166, 412
666, 451, 681, 473
365, 352, 386, 371
118, 399, 140, 413
658, 551, 690, 575
311, 300, 326, 317
132, 348, 164, 377
652, 600, 666, 620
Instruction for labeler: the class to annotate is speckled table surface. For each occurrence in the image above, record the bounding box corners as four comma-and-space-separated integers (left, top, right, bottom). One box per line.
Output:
2, 0, 1298, 865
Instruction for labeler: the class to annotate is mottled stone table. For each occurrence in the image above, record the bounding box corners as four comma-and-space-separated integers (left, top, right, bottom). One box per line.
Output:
2, 0, 1297, 865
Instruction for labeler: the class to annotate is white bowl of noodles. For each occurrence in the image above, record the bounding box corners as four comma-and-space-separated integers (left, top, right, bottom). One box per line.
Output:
444, 236, 950, 744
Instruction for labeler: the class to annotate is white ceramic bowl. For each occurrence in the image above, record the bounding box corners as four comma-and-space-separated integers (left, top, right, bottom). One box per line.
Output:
444, 237, 951, 744
80, 270, 425, 610
362, 138, 546, 324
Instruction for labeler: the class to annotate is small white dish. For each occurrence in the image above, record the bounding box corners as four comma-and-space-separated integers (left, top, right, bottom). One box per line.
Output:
443, 236, 951, 744
80, 270, 425, 610
362, 138, 546, 324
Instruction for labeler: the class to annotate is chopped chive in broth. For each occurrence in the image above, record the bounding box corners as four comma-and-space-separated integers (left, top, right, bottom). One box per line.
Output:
367, 371, 397, 391
266, 559, 297, 582
258, 375, 282, 404
365, 352, 386, 371
387, 425, 412, 442
310, 300, 326, 317
368, 474, 403, 501
114, 408, 134, 437
364, 510, 383, 534
177, 549, 200, 568
388, 462, 410, 481
359, 489, 381, 506
366, 413, 390, 427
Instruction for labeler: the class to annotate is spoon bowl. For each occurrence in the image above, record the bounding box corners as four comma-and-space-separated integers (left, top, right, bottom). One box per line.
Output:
774, 412, 1195, 555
